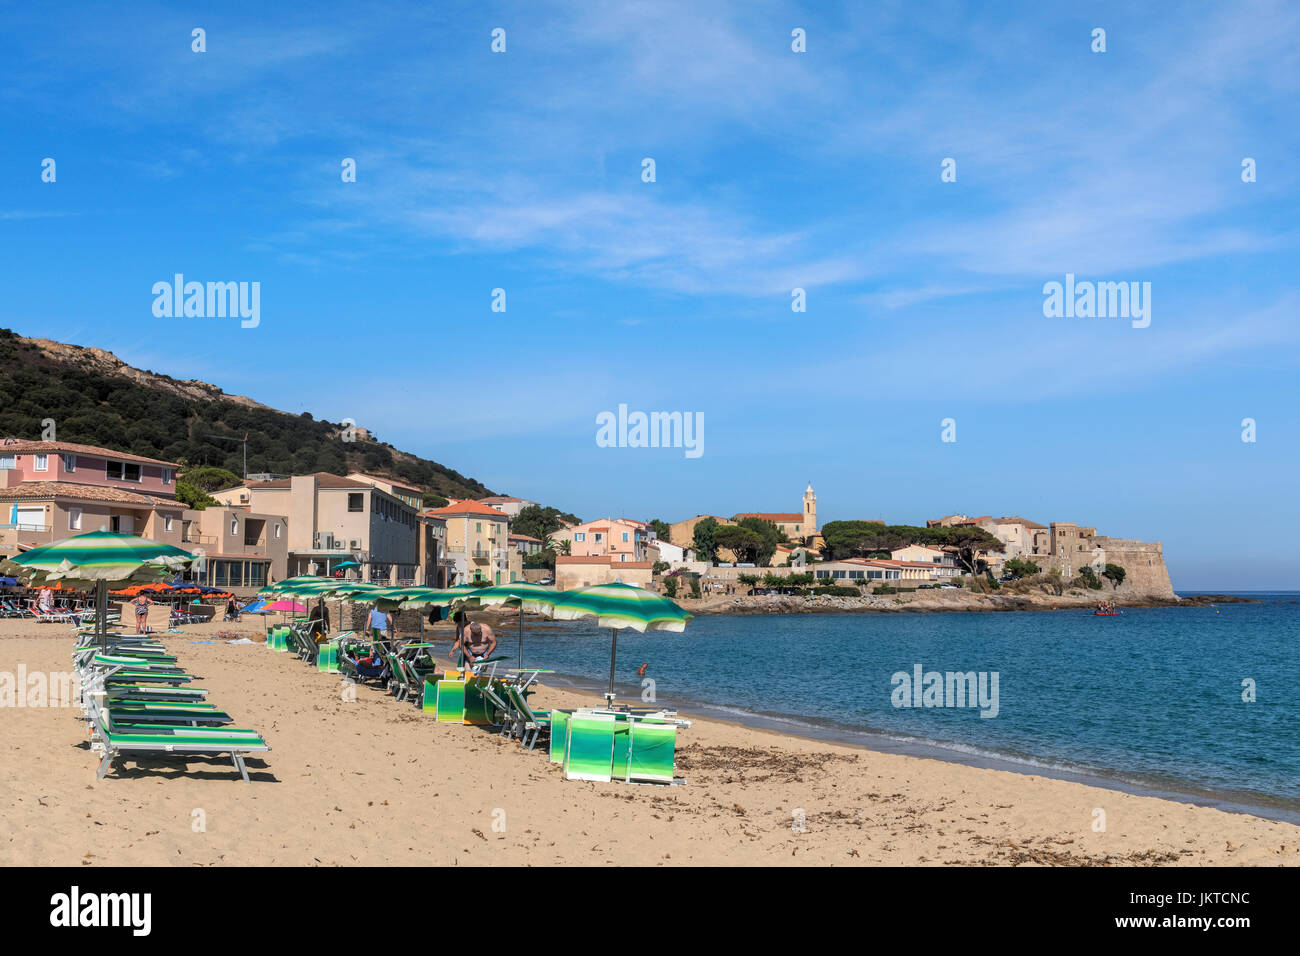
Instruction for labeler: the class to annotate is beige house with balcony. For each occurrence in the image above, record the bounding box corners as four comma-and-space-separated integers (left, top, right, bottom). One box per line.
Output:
422, 499, 521, 585
221, 473, 419, 583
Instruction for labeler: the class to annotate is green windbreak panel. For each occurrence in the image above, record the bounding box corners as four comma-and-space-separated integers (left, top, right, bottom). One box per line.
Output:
463, 678, 497, 725
435, 679, 466, 723
422, 677, 443, 715
627, 719, 677, 783
564, 713, 616, 782
317, 642, 339, 673
549, 712, 570, 763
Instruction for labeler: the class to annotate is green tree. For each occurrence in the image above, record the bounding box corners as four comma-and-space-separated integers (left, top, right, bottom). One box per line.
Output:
714, 524, 764, 564
736, 516, 787, 566
510, 504, 569, 544
1103, 563, 1127, 590
692, 517, 720, 564
1076, 566, 1104, 590
175, 480, 218, 510
649, 519, 672, 543
1003, 557, 1041, 580
181, 465, 242, 492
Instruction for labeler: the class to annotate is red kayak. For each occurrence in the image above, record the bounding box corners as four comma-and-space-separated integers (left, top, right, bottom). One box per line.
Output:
1094, 610, 1119, 616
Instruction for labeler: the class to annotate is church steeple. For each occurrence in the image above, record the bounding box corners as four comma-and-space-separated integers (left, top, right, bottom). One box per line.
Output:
802, 482, 817, 535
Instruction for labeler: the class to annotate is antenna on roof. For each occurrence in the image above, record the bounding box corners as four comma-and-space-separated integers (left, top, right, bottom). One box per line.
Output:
206, 432, 249, 480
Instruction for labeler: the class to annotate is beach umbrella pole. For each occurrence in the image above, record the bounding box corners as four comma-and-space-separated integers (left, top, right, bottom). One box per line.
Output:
96, 579, 107, 649
606, 627, 618, 704
518, 611, 523, 671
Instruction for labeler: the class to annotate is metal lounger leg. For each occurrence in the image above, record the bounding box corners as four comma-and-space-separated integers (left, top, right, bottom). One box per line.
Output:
232, 753, 250, 783
97, 752, 115, 779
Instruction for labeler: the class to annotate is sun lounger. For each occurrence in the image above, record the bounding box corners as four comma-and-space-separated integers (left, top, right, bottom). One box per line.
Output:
86, 695, 269, 783
503, 683, 551, 750
103, 701, 234, 727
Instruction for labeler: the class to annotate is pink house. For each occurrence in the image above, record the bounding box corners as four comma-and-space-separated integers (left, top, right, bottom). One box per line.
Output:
567, 517, 649, 562
0, 439, 185, 551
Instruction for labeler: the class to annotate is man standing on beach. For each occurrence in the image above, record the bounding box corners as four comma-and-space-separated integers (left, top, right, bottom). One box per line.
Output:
449, 620, 497, 667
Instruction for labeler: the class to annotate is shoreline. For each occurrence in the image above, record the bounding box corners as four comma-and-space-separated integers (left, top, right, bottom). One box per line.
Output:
672, 590, 1259, 616
541, 669, 1300, 827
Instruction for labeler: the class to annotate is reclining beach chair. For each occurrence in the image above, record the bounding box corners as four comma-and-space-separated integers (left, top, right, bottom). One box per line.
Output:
503, 683, 551, 750
85, 695, 269, 783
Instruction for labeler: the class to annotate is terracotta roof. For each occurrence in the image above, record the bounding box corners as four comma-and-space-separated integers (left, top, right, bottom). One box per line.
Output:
0, 439, 178, 468
250, 473, 371, 490
422, 499, 509, 519
508, 533, 541, 542
0, 481, 180, 506
479, 495, 527, 504
733, 512, 803, 523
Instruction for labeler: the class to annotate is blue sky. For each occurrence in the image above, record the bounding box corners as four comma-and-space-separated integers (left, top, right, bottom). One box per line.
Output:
2, 1, 1297, 589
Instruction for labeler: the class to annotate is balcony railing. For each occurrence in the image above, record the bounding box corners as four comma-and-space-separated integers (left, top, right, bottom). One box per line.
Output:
0, 523, 49, 532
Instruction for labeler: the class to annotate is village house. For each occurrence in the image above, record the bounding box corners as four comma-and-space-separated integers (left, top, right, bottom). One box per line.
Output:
0, 439, 186, 553
421, 498, 521, 585
565, 517, 650, 563
476, 495, 538, 519
216, 473, 419, 583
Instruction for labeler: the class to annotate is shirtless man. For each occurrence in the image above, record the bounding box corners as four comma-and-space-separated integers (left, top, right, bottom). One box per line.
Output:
449, 620, 497, 666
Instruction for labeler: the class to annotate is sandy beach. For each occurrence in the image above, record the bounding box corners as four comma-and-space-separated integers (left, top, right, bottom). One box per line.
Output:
2, 616, 1297, 867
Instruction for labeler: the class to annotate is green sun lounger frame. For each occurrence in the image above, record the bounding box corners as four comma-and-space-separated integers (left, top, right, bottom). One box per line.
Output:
87, 696, 269, 783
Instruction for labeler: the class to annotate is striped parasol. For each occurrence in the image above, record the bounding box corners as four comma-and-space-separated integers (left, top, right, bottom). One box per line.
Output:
1, 530, 195, 646
2, 530, 194, 586
466, 582, 561, 669
550, 583, 692, 702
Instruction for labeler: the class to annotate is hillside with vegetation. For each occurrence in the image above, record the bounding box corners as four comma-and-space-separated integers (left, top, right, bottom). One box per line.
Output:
0, 328, 495, 504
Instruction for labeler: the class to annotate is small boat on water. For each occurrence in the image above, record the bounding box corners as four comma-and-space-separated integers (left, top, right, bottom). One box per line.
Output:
1094, 600, 1118, 616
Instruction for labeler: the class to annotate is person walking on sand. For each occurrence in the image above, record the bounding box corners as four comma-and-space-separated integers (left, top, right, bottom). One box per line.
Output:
132, 593, 153, 634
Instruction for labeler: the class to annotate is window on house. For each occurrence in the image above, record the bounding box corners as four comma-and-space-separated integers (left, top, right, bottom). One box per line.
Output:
68, 507, 82, 531
274, 523, 281, 538
594, 533, 603, 542
106, 460, 142, 482
347, 493, 363, 512
34, 454, 48, 471
575, 533, 585, 542
0, 456, 13, 469
161, 468, 173, 484
230, 519, 239, 536
622, 532, 629, 542
164, 515, 173, 532
62, 454, 76, 472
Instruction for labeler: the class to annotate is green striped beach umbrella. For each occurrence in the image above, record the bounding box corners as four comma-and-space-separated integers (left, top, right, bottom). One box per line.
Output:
1, 530, 195, 645
469, 583, 561, 669
2, 530, 193, 585
550, 583, 692, 703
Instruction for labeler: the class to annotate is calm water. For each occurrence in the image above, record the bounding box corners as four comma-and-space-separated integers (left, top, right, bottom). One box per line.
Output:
507, 593, 1300, 819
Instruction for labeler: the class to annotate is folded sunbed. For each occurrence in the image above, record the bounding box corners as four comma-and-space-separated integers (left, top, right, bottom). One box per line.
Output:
87, 696, 269, 783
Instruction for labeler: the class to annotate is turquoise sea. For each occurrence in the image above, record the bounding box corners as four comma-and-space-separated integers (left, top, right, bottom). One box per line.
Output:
512, 592, 1300, 821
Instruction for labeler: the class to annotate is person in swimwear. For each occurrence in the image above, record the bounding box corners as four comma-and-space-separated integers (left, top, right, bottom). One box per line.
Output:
449, 619, 497, 666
